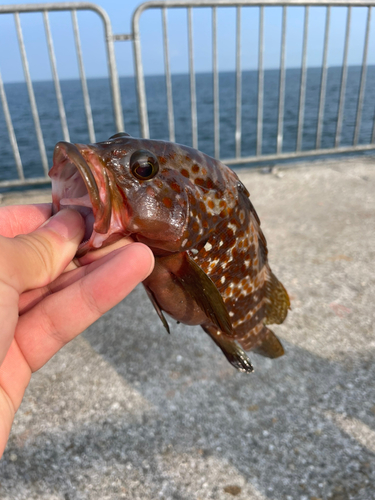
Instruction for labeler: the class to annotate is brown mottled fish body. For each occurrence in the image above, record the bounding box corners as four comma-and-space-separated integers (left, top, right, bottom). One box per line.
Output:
49, 133, 290, 372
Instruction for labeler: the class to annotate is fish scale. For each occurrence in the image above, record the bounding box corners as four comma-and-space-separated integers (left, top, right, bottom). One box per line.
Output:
49, 133, 290, 373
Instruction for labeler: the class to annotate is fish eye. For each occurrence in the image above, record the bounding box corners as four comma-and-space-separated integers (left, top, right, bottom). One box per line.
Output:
130, 149, 159, 181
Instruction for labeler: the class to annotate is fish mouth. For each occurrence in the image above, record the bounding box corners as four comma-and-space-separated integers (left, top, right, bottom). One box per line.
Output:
49, 141, 127, 258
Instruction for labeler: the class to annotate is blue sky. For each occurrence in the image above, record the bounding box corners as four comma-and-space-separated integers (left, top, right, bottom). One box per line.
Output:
0, 0, 374, 82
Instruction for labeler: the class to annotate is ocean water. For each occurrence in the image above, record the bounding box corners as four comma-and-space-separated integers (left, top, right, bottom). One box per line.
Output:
0, 65, 374, 183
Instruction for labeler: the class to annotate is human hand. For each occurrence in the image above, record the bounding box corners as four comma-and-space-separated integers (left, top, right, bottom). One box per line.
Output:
0, 203, 154, 458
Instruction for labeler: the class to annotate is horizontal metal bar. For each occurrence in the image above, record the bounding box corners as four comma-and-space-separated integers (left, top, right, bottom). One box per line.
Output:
133, 0, 375, 18
0, 3, 112, 15
112, 34, 133, 41
2, 141, 373, 188
222, 143, 375, 165
0, 176, 50, 188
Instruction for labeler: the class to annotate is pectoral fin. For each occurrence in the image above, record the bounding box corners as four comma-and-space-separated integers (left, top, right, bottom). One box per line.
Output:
171, 253, 233, 336
144, 284, 170, 334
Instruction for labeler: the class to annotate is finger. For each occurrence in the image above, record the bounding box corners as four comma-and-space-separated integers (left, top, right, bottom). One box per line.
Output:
0, 208, 84, 294
74, 236, 135, 267
18, 236, 136, 314
15, 243, 154, 371
0, 281, 19, 367
0, 204, 51, 237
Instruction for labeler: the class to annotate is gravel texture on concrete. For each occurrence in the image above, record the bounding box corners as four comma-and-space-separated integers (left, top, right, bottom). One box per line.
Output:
0, 156, 374, 500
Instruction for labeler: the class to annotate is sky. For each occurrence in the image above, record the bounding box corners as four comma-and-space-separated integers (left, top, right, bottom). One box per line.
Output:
0, 0, 374, 82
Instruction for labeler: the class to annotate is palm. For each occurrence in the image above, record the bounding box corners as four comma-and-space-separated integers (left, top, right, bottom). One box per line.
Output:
0, 203, 153, 457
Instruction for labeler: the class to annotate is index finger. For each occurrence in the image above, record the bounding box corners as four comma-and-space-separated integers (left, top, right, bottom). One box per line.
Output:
0, 204, 52, 237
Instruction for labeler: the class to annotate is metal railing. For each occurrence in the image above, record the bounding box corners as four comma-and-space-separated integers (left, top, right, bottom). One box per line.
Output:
0, 0, 375, 189
132, 0, 375, 166
0, 2, 123, 188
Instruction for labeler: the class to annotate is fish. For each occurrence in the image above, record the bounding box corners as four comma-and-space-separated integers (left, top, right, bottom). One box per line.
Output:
49, 133, 290, 373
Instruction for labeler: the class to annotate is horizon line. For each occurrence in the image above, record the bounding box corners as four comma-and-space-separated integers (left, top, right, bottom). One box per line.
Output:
3, 63, 374, 85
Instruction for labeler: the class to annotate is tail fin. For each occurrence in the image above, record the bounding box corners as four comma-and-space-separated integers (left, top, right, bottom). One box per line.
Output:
253, 327, 284, 358
264, 270, 290, 325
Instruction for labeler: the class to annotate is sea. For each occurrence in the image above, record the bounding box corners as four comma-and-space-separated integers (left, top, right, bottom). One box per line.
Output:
0, 65, 374, 185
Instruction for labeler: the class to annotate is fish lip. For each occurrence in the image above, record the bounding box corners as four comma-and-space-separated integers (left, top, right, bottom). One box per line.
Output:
50, 141, 102, 214
49, 141, 113, 257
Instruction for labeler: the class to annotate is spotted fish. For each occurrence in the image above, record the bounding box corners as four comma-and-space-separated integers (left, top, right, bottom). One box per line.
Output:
49, 133, 290, 372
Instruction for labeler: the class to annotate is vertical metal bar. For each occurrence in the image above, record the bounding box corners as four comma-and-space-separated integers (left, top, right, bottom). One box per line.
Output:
71, 10, 95, 143
100, 8, 124, 133
43, 11, 69, 142
256, 6, 264, 156
0, 70, 24, 180
277, 5, 287, 154
296, 6, 309, 152
235, 6, 242, 158
212, 6, 220, 158
353, 6, 371, 146
335, 6, 351, 147
14, 12, 48, 176
132, 9, 149, 138
162, 8, 175, 142
316, 6, 330, 149
188, 7, 198, 149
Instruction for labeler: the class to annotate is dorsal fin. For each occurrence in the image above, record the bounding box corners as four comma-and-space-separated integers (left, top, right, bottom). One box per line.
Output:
264, 270, 290, 325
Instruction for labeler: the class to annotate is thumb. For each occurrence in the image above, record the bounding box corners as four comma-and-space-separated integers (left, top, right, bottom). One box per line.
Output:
0, 209, 84, 294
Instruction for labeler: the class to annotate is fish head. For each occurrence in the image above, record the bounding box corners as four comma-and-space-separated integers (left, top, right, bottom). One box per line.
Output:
49, 133, 210, 257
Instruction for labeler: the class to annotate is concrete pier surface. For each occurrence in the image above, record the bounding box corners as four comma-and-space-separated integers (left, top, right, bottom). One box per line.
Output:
0, 156, 374, 500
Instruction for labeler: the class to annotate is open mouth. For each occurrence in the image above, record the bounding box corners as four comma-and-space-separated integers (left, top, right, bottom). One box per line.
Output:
49, 142, 126, 257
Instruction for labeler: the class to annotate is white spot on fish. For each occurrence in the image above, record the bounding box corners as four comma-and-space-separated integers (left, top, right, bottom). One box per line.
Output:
219, 240, 224, 247
190, 248, 198, 255
221, 276, 226, 284
182, 238, 188, 247
204, 242, 212, 251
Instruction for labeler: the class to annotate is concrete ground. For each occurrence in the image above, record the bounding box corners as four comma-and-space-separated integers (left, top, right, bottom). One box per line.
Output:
0, 156, 374, 500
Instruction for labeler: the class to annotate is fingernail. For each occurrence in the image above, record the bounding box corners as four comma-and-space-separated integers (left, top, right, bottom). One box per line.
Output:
42, 209, 85, 241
